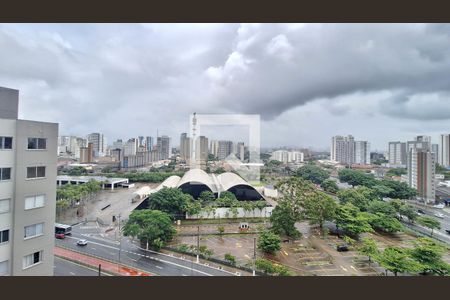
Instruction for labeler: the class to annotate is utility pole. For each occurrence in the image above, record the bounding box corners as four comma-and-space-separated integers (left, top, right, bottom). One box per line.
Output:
253, 237, 256, 276
117, 213, 122, 272
98, 264, 101, 276
196, 225, 200, 263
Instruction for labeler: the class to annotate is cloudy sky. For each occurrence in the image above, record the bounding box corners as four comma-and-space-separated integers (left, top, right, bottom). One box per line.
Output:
1, 23, 450, 151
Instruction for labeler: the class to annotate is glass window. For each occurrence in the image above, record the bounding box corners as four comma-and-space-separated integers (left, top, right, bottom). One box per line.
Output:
0, 230, 9, 243
25, 195, 45, 210
24, 223, 44, 238
38, 138, 46, 150
23, 251, 42, 269
27, 167, 36, 179
0, 168, 11, 181
27, 138, 37, 149
0, 137, 13, 150
0, 199, 10, 213
36, 166, 46, 178
0, 260, 8, 276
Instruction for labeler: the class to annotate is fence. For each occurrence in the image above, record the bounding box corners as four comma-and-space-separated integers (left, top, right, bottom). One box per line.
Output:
186, 206, 274, 220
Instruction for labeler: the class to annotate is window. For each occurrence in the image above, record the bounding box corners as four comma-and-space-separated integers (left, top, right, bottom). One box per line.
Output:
27, 138, 46, 150
26, 166, 46, 179
0, 260, 8, 276
0, 137, 12, 150
0, 229, 9, 244
25, 195, 45, 210
0, 168, 11, 181
24, 223, 44, 239
23, 251, 43, 269
0, 199, 10, 213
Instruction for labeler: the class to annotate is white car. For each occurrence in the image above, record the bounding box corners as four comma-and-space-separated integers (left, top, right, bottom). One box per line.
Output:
434, 203, 445, 209
76, 239, 88, 246
434, 213, 445, 219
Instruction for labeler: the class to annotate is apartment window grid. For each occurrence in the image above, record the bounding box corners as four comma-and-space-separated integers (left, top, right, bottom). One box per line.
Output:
0, 168, 11, 181
24, 223, 44, 239
25, 195, 45, 210
27, 138, 47, 150
0, 229, 9, 244
23, 251, 43, 269
26, 166, 46, 179
0, 199, 10, 213
0, 136, 13, 150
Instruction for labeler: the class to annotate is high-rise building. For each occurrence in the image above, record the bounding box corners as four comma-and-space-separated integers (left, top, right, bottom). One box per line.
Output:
79, 143, 94, 163
145, 136, 154, 152
209, 140, 219, 158
439, 134, 450, 167
331, 135, 355, 165
432, 144, 439, 165
388, 141, 407, 167
179, 133, 191, 161
195, 136, 209, 165
0, 87, 58, 275
123, 138, 138, 156
138, 136, 145, 147
87, 132, 106, 157
407, 148, 436, 204
237, 142, 245, 161
157, 136, 171, 160
218, 140, 233, 160
354, 141, 371, 165
271, 150, 304, 163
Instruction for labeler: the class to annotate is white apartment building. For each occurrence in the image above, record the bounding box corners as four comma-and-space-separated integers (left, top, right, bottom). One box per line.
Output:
209, 140, 219, 158
87, 132, 107, 157
355, 141, 371, 165
407, 147, 436, 203
388, 141, 407, 167
271, 150, 304, 164
439, 134, 450, 167
0, 87, 58, 276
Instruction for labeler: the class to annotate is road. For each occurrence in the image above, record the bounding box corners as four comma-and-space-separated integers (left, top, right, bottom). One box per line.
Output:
54, 256, 105, 276
55, 226, 236, 276
406, 202, 450, 243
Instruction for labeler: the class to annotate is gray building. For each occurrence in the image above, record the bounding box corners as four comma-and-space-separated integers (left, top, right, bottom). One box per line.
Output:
0, 87, 58, 276
388, 141, 407, 167
87, 132, 106, 157
218, 140, 233, 161
157, 135, 171, 160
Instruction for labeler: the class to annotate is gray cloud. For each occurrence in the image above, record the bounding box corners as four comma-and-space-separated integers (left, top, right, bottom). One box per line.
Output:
1, 23, 450, 149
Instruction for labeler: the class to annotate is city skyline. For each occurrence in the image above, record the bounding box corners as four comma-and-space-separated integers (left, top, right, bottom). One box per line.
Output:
2, 24, 450, 150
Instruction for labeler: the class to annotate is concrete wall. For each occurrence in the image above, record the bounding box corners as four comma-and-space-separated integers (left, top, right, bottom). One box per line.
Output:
11, 120, 58, 275
186, 206, 274, 220
0, 87, 19, 119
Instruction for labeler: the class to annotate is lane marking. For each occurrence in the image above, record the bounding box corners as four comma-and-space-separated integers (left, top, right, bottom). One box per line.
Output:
340, 266, 348, 272
155, 266, 163, 270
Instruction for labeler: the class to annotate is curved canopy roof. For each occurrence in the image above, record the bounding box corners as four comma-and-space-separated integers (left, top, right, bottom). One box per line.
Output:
217, 172, 251, 191
155, 175, 181, 191
176, 169, 218, 193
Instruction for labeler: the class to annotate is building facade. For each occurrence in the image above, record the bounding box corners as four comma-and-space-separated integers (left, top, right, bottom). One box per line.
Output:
388, 141, 407, 167
439, 134, 450, 167
218, 140, 233, 161
157, 136, 171, 160
407, 148, 436, 203
87, 132, 106, 157
0, 87, 58, 276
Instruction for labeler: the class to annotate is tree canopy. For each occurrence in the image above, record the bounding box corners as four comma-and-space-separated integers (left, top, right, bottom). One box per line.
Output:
375, 246, 422, 276
257, 230, 281, 254
417, 216, 441, 236
409, 237, 450, 276
321, 179, 339, 194
303, 191, 338, 229
335, 202, 373, 238
147, 187, 194, 218
296, 164, 330, 185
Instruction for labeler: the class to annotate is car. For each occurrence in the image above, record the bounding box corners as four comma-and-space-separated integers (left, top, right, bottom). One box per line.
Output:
445, 229, 450, 235
434, 213, 445, 219
76, 239, 88, 246
434, 203, 445, 209
336, 244, 349, 252
418, 209, 426, 215
55, 233, 65, 239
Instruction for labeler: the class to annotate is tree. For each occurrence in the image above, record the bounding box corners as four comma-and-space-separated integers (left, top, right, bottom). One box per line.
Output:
296, 164, 330, 185
335, 203, 373, 238
417, 216, 441, 236
338, 169, 376, 187
198, 190, 215, 203
218, 191, 237, 201
68, 166, 88, 176
367, 201, 397, 217
258, 230, 281, 254
270, 201, 300, 238
399, 204, 417, 223
375, 246, 422, 276
147, 187, 193, 218
365, 212, 403, 233
123, 210, 176, 250
321, 179, 339, 194
224, 253, 236, 265
409, 237, 450, 276
358, 237, 379, 266
303, 191, 338, 230
386, 168, 407, 177
217, 226, 225, 235
337, 187, 378, 211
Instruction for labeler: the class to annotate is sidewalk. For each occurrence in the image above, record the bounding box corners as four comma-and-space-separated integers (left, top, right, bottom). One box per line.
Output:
54, 247, 152, 276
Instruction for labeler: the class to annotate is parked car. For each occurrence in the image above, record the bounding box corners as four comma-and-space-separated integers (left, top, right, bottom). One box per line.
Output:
336, 244, 349, 252
76, 239, 88, 246
445, 229, 450, 235
434, 203, 445, 209
418, 209, 426, 215
434, 212, 445, 219
55, 233, 65, 239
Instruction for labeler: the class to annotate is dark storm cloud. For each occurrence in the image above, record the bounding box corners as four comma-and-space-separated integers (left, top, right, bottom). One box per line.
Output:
1, 23, 450, 148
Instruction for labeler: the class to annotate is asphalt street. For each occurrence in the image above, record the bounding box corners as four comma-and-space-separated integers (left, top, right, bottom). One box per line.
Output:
55, 226, 236, 276
407, 203, 450, 243
54, 256, 105, 276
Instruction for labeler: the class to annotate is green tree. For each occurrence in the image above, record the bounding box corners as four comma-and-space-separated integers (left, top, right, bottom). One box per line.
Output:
217, 225, 225, 235
399, 204, 417, 223
321, 179, 339, 194
376, 246, 422, 276
296, 164, 330, 185
218, 191, 237, 201
337, 187, 378, 211
147, 187, 193, 218
198, 190, 215, 203
364, 212, 404, 233
409, 237, 450, 276
367, 201, 397, 217
417, 216, 441, 236
335, 202, 373, 238
68, 166, 88, 176
338, 169, 376, 187
123, 210, 176, 250
270, 201, 300, 238
386, 168, 407, 177
358, 237, 379, 266
258, 230, 281, 254
303, 191, 338, 230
